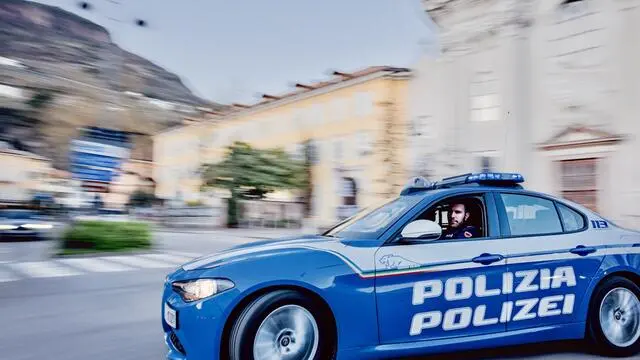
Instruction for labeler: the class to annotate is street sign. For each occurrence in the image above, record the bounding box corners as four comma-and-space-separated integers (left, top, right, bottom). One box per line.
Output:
69, 127, 131, 188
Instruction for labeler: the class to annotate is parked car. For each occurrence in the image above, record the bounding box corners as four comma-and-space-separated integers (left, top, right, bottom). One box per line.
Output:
0, 209, 54, 242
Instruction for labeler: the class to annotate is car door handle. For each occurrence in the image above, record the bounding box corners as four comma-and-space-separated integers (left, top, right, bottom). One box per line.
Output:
472, 253, 504, 265
570, 245, 597, 256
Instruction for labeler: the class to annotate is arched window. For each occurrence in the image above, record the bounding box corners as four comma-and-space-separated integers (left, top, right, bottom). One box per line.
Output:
341, 177, 358, 206
470, 71, 500, 122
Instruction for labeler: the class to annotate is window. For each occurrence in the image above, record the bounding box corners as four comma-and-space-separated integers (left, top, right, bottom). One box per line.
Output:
333, 139, 343, 163
470, 72, 500, 122
412, 115, 433, 138
356, 131, 373, 156
324, 196, 422, 239
480, 156, 493, 173
340, 177, 357, 206
286, 143, 305, 161
559, 158, 598, 212
500, 194, 563, 236
331, 98, 348, 122
557, 203, 585, 232
309, 104, 323, 127
470, 94, 500, 122
354, 91, 373, 117
413, 195, 488, 239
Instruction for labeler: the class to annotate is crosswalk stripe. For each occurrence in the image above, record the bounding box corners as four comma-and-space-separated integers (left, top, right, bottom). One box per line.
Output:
7, 261, 83, 278
0, 252, 201, 282
0, 265, 20, 283
140, 253, 193, 265
102, 255, 174, 269
58, 258, 135, 273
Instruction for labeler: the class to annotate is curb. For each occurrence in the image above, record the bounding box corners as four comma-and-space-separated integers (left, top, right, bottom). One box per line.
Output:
50, 247, 168, 259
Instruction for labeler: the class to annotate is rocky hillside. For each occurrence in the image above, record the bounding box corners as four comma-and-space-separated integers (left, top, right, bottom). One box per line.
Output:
0, 0, 213, 106
0, 0, 226, 171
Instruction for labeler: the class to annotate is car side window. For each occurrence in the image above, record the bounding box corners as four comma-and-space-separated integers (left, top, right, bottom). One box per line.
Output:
557, 203, 585, 232
500, 193, 563, 236
414, 195, 488, 240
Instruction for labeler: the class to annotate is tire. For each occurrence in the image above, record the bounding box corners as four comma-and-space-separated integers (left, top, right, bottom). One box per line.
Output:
587, 276, 640, 357
228, 290, 336, 360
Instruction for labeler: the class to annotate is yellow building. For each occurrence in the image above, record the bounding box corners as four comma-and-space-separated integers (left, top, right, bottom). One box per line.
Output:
105, 159, 156, 208
0, 148, 52, 202
153, 116, 223, 205
154, 66, 412, 227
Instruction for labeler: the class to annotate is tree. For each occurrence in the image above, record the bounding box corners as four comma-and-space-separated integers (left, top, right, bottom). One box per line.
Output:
200, 142, 308, 226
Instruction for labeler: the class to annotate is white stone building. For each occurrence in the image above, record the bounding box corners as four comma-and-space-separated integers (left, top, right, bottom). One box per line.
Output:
409, 0, 640, 228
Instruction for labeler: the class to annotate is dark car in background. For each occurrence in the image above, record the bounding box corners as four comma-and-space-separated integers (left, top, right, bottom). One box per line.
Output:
0, 209, 54, 242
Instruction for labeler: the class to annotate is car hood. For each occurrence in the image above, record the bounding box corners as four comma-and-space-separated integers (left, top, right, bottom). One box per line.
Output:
181, 234, 338, 271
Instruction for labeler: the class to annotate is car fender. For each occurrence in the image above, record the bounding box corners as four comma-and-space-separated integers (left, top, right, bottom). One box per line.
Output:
577, 253, 640, 324
211, 247, 380, 351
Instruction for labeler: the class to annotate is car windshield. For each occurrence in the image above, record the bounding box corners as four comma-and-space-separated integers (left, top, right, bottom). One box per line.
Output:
324, 195, 422, 239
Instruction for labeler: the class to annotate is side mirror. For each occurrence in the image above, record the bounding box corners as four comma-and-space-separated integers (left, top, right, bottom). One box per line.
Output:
400, 220, 442, 242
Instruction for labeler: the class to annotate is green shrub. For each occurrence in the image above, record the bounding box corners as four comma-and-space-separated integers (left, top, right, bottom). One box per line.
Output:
62, 220, 151, 253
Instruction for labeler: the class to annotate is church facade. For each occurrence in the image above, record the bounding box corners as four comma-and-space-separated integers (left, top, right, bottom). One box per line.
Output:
409, 0, 640, 228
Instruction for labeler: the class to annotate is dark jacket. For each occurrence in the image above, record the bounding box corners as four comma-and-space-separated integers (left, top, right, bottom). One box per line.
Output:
442, 225, 479, 239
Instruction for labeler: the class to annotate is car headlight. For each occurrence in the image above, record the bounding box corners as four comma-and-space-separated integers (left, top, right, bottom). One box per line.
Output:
172, 278, 234, 302
0, 224, 18, 230
22, 223, 53, 230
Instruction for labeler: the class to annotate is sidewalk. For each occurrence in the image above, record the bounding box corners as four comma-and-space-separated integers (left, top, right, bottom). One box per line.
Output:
152, 226, 316, 239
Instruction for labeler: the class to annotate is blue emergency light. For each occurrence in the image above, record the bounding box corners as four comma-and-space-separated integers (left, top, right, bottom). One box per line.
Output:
401, 172, 525, 195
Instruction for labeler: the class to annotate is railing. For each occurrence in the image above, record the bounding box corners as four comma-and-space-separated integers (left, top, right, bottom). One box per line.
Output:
130, 205, 227, 228
237, 200, 304, 228
336, 205, 359, 221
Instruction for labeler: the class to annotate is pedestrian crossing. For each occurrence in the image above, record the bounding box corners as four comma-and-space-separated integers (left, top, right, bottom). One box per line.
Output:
0, 251, 202, 283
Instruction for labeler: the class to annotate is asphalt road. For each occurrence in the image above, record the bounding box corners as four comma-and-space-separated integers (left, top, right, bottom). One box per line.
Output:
0, 229, 633, 360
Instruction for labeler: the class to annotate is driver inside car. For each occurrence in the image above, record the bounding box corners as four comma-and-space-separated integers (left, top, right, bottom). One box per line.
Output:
441, 201, 480, 239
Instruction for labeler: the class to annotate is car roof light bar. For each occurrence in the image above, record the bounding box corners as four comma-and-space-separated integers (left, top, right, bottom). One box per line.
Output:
400, 172, 525, 195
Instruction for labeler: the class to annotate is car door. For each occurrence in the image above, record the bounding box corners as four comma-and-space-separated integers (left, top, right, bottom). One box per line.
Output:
495, 191, 606, 332
374, 192, 509, 345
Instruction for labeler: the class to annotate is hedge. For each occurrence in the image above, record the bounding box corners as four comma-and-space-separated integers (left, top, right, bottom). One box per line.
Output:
61, 220, 152, 253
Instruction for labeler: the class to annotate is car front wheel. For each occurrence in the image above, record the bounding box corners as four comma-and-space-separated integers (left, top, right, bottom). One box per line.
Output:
588, 276, 640, 357
228, 290, 335, 360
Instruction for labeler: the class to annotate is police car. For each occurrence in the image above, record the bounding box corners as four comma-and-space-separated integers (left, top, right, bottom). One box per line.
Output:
161, 172, 640, 360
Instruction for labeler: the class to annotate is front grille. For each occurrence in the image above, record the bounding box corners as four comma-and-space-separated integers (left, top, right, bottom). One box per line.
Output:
169, 331, 186, 355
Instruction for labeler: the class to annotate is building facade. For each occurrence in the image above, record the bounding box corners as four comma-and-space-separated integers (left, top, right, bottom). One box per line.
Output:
153, 118, 214, 205
410, 0, 640, 229
154, 66, 413, 227
0, 148, 51, 203
104, 158, 155, 208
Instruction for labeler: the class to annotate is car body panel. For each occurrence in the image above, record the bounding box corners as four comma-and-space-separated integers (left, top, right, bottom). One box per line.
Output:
0, 210, 53, 241
375, 238, 509, 344
163, 240, 381, 359
340, 322, 586, 360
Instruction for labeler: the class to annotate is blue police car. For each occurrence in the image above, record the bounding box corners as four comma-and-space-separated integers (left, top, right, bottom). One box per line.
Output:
161, 172, 640, 360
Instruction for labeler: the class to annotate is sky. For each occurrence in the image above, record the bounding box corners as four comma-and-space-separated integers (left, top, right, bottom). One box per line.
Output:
32, 0, 438, 105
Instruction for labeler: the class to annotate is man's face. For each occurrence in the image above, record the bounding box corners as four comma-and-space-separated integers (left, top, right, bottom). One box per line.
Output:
449, 203, 468, 228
